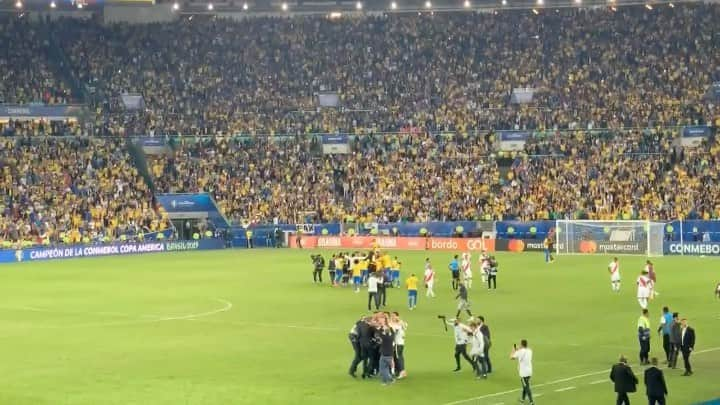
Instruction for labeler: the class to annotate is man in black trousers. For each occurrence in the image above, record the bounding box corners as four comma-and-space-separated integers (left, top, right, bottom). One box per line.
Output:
668, 313, 681, 369
680, 318, 696, 376
448, 317, 475, 372
356, 316, 374, 378
610, 355, 638, 405
479, 316, 492, 373
644, 357, 668, 405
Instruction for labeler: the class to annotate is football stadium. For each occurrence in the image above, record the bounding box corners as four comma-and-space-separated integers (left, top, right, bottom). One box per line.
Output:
1, 0, 720, 404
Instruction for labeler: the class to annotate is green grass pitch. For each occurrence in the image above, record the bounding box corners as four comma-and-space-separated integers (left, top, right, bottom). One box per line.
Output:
0, 250, 718, 405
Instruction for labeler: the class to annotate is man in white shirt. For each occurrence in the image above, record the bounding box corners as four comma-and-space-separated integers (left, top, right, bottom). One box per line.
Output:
511, 339, 535, 405
609, 257, 621, 292
424, 258, 436, 298
461, 253, 473, 289
448, 318, 475, 372
367, 273, 380, 311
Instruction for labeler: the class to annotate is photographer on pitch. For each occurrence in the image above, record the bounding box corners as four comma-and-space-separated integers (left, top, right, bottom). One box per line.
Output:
487, 256, 498, 290
444, 316, 475, 372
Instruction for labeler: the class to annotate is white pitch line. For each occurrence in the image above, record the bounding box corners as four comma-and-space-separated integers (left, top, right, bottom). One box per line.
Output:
3, 298, 233, 329
554, 386, 576, 392
440, 346, 720, 405
589, 379, 607, 385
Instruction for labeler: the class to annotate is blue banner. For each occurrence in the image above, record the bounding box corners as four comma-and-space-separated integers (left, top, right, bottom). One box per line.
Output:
137, 137, 166, 147
157, 193, 217, 213
0, 239, 226, 264
0, 104, 83, 119
322, 135, 349, 144
499, 131, 531, 141
681, 126, 711, 138
664, 241, 720, 256
496, 220, 554, 239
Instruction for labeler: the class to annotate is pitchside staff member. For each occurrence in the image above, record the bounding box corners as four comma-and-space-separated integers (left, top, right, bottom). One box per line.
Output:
657, 306, 673, 364
487, 256, 498, 290
312, 254, 325, 283
447, 318, 475, 372
479, 316, 492, 373
610, 355, 638, 405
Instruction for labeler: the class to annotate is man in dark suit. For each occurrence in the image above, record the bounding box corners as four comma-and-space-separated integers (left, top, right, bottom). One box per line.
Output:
680, 318, 696, 376
644, 357, 668, 405
610, 355, 638, 405
478, 316, 492, 373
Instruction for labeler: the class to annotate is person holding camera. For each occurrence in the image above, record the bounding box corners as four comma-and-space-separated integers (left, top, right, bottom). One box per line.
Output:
446, 317, 475, 372
391, 312, 407, 379
511, 339, 534, 405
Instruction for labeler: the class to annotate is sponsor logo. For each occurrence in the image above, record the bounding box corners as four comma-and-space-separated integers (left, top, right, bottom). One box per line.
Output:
596, 241, 642, 254
430, 239, 458, 250
376, 237, 397, 248
317, 237, 342, 248
667, 242, 720, 255
465, 239, 486, 251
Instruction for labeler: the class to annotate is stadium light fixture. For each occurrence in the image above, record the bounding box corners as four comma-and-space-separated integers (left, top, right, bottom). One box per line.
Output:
281, 2, 288, 10
172, 2, 179, 10
645, 3, 652, 9
243, 2, 248, 9
50, 0, 56, 7
501, 0, 507, 5
536, 0, 543, 5
531, 7, 538, 13
574, 0, 581, 4
668, 2, 674, 7
207, 2, 213, 10
77, 2, 83, 8
424, 0, 431, 8
356, 1, 362, 9
463, 0, 470, 7
390, 1, 397, 9
15, 0, 22, 8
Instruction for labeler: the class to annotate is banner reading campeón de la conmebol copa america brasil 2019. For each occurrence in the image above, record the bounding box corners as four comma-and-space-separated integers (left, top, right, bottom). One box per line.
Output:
0, 239, 226, 264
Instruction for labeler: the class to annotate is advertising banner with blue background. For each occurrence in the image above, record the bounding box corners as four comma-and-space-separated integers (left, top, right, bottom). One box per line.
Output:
0, 239, 225, 264
156, 193, 229, 228
498, 131, 530, 151
0, 104, 84, 120
680, 125, 712, 147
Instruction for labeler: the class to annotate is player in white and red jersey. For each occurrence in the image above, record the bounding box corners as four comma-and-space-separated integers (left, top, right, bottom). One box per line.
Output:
608, 257, 621, 292
461, 253, 473, 289
424, 258, 436, 298
645, 260, 658, 298
479, 251, 490, 284
637, 270, 653, 309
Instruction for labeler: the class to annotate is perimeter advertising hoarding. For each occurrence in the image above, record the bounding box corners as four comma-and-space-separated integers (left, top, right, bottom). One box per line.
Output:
664, 242, 720, 256
0, 239, 225, 264
290, 236, 495, 252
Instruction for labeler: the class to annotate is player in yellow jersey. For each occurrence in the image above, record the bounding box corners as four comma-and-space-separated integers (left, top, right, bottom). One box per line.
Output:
352, 259, 363, 293
405, 273, 419, 310
391, 256, 401, 288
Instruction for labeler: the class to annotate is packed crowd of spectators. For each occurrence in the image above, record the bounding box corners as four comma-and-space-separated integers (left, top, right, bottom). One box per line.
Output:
2, 4, 720, 243
150, 129, 719, 224
42, 4, 720, 136
0, 17, 72, 105
0, 137, 170, 247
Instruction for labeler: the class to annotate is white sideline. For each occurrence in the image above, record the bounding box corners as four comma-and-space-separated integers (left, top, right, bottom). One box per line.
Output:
0, 298, 233, 328
440, 347, 720, 405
